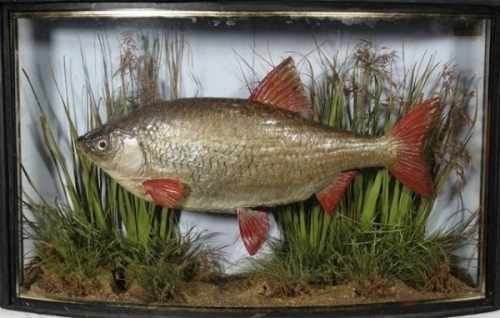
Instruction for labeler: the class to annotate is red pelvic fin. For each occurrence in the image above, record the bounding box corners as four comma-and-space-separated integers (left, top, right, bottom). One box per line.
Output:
387, 98, 441, 198
142, 179, 184, 208
237, 208, 270, 256
316, 171, 357, 215
249, 57, 312, 114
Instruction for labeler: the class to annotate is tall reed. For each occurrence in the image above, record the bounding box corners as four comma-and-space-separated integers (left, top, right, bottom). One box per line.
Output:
22, 32, 212, 300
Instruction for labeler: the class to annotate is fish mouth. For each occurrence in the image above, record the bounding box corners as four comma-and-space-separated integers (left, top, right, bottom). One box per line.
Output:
75, 134, 92, 155
76, 135, 85, 147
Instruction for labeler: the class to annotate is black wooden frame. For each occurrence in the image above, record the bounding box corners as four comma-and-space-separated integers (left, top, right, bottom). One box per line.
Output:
1, 1, 499, 317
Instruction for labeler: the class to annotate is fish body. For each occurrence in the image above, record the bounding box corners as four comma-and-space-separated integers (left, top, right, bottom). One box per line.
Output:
77, 57, 439, 255
87, 98, 392, 212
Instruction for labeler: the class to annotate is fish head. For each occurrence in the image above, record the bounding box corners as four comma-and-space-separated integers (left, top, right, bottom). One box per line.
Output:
76, 126, 145, 181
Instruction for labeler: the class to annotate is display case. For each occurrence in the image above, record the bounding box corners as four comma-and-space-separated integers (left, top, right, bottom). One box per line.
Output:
1, 1, 499, 317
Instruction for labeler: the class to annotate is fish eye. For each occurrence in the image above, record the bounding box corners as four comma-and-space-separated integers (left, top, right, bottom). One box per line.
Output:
96, 139, 108, 151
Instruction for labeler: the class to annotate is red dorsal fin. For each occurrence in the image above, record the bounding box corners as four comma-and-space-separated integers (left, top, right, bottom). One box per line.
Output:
142, 179, 184, 208
237, 208, 270, 256
249, 57, 312, 114
316, 171, 357, 215
387, 98, 440, 198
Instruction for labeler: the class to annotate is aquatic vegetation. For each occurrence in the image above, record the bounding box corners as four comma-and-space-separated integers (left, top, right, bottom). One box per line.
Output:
21, 32, 213, 299
253, 41, 478, 295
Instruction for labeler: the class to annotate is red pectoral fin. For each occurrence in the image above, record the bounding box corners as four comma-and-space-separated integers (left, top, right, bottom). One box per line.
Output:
237, 208, 270, 256
249, 57, 312, 114
316, 171, 357, 215
142, 179, 183, 208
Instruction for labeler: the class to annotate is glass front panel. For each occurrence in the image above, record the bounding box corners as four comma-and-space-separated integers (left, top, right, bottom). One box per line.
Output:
14, 10, 489, 309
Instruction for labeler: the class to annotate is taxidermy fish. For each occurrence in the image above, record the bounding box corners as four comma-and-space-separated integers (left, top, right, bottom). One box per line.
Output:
77, 57, 440, 256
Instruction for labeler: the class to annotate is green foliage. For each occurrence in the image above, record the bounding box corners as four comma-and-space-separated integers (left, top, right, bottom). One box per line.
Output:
21, 32, 212, 295
124, 229, 220, 301
255, 41, 478, 292
22, 60, 119, 278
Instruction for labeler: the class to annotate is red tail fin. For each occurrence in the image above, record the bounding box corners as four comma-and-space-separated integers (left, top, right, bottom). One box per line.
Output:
387, 98, 441, 198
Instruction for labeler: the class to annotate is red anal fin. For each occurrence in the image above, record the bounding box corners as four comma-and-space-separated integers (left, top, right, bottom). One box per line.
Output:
387, 98, 441, 198
142, 179, 183, 208
316, 171, 357, 215
249, 57, 312, 114
237, 208, 270, 256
